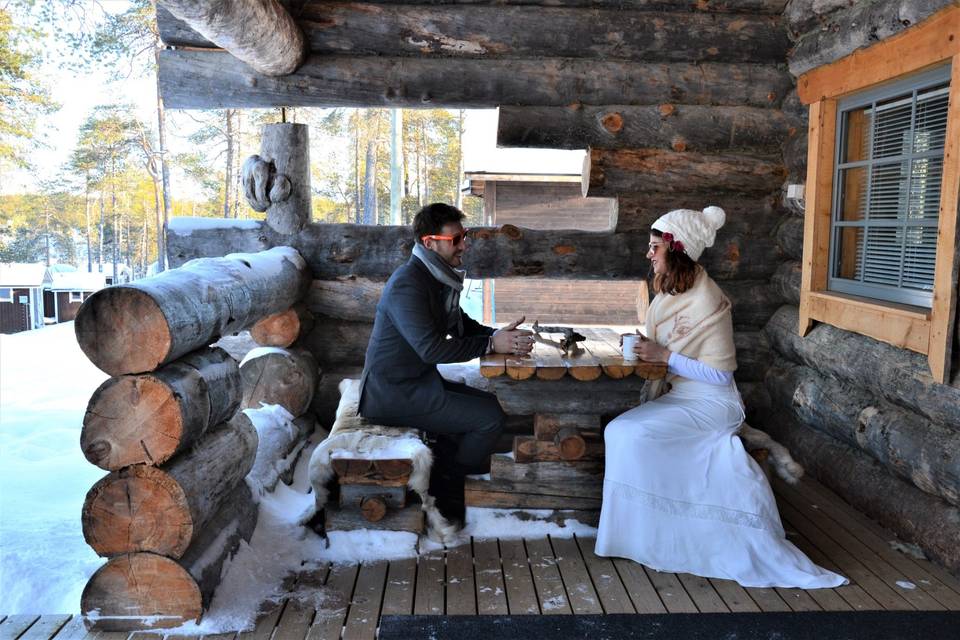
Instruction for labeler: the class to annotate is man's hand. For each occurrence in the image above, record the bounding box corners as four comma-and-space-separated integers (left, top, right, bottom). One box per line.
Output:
491, 316, 535, 356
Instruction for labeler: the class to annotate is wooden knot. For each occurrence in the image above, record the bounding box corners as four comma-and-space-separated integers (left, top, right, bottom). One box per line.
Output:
499, 224, 523, 240
671, 137, 688, 152
767, 92, 777, 103
726, 243, 741, 264
658, 104, 676, 117
601, 112, 623, 133
552, 244, 576, 256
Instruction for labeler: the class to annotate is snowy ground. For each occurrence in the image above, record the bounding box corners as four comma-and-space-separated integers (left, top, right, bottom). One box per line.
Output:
0, 322, 597, 629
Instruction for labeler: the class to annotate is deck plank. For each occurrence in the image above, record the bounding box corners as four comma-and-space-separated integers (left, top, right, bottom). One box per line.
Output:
676, 574, 729, 613
643, 568, 698, 613
741, 587, 792, 612
445, 542, 477, 615
780, 516, 869, 611
237, 604, 284, 640
307, 563, 358, 640
342, 561, 387, 640
17, 616, 70, 640
80, 632, 129, 640
413, 547, 444, 615
708, 579, 761, 613
575, 536, 635, 614
525, 537, 571, 615
550, 536, 602, 614
1, 615, 41, 640
473, 539, 509, 615
789, 477, 960, 610
499, 538, 540, 615
611, 559, 667, 614
381, 558, 416, 616
777, 481, 946, 611
48, 617, 88, 640
778, 501, 915, 610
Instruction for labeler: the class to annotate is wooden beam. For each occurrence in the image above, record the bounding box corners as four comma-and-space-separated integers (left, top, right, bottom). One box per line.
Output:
158, 50, 792, 110
157, 0, 307, 76
158, 4, 788, 64
927, 56, 960, 384
613, 193, 781, 234
796, 4, 960, 103
498, 105, 792, 152
806, 291, 931, 355
167, 221, 783, 281
583, 148, 786, 197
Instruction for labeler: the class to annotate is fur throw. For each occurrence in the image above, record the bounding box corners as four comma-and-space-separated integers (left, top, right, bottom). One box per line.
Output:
301, 379, 462, 544
737, 422, 804, 484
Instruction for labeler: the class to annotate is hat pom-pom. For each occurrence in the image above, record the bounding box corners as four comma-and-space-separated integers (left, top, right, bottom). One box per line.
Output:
702, 205, 726, 230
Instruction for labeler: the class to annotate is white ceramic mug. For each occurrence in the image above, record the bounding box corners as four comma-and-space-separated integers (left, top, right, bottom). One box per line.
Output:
622, 334, 641, 360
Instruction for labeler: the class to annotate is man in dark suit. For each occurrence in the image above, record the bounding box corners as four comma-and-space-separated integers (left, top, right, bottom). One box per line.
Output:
359, 203, 534, 524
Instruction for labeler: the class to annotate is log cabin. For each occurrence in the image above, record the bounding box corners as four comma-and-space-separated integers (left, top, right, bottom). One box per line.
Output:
63, 0, 960, 632
156, 0, 960, 574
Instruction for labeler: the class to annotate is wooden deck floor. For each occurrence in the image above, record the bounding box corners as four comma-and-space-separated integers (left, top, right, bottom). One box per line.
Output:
4, 476, 960, 640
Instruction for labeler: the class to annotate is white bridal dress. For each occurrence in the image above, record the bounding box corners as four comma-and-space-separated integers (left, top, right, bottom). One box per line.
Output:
595, 376, 848, 589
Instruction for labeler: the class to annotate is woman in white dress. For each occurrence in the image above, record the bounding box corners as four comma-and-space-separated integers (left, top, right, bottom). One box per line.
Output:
594, 205, 847, 589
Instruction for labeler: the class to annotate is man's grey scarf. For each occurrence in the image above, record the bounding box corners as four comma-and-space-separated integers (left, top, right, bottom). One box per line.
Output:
413, 242, 464, 336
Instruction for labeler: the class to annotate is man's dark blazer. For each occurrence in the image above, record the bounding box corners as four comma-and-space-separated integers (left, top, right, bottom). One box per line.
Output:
358, 256, 495, 419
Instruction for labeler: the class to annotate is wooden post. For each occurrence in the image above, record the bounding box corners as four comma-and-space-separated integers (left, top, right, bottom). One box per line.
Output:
243, 123, 312, 235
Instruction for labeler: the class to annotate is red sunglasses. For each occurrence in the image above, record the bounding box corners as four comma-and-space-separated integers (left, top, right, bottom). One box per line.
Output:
421, 229, 469, 244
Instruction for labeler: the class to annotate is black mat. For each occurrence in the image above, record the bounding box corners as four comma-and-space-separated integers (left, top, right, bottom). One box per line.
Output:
378, 611, 960, 639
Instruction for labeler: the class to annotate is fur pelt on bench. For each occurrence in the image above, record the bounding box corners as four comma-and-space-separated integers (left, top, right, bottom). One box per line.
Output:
300, 379, 462, 544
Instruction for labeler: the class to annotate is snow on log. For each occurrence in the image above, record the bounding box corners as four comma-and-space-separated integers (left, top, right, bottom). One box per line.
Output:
81, 482, 258, 630
246, 404, 317, 494
157, 0, 306, 76
250, 303, 314, 348
82, 413, 258, 558
239, 346, 318, 416
81, 347, 241, 470
75, 246, 310, 376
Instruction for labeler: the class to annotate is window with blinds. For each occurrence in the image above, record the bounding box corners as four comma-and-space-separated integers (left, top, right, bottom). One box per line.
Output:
830, 65, 951, 307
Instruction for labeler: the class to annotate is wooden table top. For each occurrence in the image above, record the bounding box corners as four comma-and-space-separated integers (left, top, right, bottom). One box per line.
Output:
479, 327, 667, 381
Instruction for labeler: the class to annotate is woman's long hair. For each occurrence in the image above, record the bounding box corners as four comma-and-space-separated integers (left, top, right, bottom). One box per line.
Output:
651, 228, 698, 295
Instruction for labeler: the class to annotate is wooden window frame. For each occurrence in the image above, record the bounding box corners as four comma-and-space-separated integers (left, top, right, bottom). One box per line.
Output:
797, 6, 960, 383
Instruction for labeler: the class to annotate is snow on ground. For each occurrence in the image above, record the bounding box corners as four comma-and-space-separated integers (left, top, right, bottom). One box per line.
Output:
0, 322, 108, 614
0, 321, 597, 626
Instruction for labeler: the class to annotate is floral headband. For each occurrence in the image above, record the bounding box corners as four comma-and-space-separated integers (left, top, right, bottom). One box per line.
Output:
661, 232, 685, 254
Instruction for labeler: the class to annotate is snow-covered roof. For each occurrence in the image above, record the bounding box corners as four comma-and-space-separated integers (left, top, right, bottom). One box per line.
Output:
45, 270, 106, 292
47, 263, 78, 274
0, 263, 46, 287
90, 263, 132, 278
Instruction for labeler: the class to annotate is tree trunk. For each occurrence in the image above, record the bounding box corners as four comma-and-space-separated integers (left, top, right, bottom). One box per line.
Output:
256, 123, 312, 235
159, 4, 787, 64
583, 148, 786, 197
353, 112, 361, 224
499, 105, 792, 153
764, 305, 960, 431
84, 177, 92, 273
98, 194, 105, 270
250, 304, 315, 348
362, 135, 377, 225
159, 50, 793, 110
80, 481, 257, 630
81, 412, 258, 558
455, 110, 464, 210
156, 0, 306, 75
764, 360, 960, 507
239, 347, 318, 417
75, 246, 310, 376
224, 109, 234, 218
154, 44, 171, 273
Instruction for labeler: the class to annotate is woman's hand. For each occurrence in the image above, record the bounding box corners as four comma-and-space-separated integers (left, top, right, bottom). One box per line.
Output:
633, 335, 670, 363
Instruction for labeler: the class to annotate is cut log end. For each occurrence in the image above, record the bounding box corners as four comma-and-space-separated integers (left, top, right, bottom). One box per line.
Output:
82, 376, 186, 470
555, 427, 587, 461
81, 553, 202, 631
250, 307, 301, 347
83, 466, 193, 558
360, 496, 388, 522
75, 287, 171, 376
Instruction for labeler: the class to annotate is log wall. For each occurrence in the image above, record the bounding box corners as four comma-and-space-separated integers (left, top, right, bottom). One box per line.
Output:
742, 2, 960, 572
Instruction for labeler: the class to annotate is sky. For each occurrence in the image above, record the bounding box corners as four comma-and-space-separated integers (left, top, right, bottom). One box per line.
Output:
4, 1, 584, 198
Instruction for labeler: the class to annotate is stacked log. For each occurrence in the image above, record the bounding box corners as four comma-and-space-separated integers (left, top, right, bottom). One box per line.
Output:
239, 347, 319, 416
74, 247, 318, 630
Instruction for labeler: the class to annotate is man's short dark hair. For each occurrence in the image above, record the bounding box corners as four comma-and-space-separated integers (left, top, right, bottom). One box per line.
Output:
413, 203, 465, 244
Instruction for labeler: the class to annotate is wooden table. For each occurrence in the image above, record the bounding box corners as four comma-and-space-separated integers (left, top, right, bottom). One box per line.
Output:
479, 327, 667, 382
467, 327, 667, 513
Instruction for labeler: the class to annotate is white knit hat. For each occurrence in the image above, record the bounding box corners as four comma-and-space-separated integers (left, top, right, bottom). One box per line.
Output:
651, 206, 726, 261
